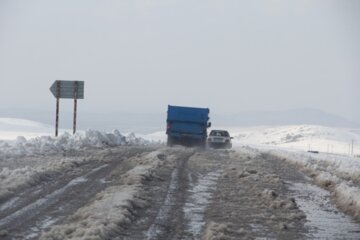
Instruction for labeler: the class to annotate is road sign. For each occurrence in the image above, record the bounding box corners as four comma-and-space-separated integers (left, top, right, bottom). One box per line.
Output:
50, 80, 84, 99
50, 80, 85, 137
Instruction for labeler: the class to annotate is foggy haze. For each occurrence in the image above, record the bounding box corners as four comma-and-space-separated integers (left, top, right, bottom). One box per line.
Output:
0, 0, 359, 126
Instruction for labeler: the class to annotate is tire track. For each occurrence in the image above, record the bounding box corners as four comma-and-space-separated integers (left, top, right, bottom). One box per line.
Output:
0, 147, 153, 240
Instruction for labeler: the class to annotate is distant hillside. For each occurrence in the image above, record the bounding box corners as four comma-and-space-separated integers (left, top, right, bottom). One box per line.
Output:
0, 118, 52, 132
0, 118, 53, 140
0, 108, 358, 133
228, 125, 360, 155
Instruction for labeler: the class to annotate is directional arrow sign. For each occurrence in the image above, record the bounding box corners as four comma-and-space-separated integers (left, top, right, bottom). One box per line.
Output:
50, 80, 85, 99
50, 80, 85, 137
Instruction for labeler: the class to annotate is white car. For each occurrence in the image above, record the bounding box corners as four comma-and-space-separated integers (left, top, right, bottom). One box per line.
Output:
208, 130, 232, 149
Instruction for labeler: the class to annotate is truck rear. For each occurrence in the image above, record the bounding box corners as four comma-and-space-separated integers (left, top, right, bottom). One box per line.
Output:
166, 105, 211, 147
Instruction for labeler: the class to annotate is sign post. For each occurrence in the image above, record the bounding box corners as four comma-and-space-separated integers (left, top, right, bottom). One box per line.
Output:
73, 81, 78, 135
55, 81, 60, 137
50, 80, 85, 136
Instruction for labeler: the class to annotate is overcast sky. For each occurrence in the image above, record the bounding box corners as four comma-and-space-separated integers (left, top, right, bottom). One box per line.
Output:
0, 0, 359, 123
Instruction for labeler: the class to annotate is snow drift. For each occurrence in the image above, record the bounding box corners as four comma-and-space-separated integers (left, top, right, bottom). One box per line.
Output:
0, 129, 147, 160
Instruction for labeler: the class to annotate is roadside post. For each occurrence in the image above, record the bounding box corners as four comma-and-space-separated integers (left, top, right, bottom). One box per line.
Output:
50, 80, 85, 136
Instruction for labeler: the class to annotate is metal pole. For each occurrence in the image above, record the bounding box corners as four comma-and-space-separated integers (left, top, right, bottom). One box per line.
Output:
55, 81, 61, 137
55, 98, 59, 137
73, 81, 78, 135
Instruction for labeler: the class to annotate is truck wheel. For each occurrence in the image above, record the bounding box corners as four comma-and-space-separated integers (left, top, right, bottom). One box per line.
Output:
200, 139, 206, 149
167, 136, 173, 147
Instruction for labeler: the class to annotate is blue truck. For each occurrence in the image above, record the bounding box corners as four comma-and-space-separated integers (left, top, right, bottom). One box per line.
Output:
166, 105, 211, 147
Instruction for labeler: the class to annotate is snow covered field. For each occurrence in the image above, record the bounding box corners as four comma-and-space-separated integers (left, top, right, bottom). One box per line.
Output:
229, 125, 360, 156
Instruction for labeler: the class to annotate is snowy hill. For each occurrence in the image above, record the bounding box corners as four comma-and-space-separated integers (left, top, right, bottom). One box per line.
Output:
0, 118, 53, 140
228, 125, 360, 155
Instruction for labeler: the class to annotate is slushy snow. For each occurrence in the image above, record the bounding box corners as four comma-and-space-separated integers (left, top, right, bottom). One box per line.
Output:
40, 150, 169, 240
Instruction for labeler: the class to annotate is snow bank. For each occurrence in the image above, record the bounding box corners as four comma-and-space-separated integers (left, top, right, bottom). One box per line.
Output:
270, 150, 360, 186
40, 150, 169, 240
334, 183, 360, 219
0, 129, 147, 160
268, 149, 360, 220
0, 130, 149, 201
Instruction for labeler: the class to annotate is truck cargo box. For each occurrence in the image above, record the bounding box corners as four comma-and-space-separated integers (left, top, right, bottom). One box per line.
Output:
166, 105, 211, 147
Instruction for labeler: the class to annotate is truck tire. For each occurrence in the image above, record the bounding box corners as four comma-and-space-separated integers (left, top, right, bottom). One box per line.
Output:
167, 136, 174, 147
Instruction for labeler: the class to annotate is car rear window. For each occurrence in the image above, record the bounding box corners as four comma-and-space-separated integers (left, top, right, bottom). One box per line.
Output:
210, 131, 230, 137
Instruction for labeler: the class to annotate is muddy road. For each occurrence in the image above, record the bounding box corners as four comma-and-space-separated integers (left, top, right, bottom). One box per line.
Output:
0, 146, 359, 239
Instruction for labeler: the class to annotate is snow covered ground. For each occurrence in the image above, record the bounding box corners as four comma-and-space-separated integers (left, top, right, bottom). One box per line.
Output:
216, 124, 360, 222
2, 118, 360, 222
263, 148, 360, 220
229, 125, 360, 156
1, 117, 360, 238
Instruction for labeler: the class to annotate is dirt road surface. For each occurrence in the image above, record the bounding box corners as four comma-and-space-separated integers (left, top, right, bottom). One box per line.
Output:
0, 146, 359, 239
